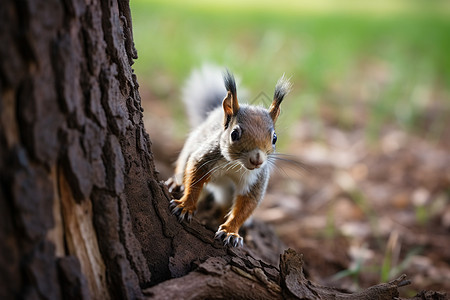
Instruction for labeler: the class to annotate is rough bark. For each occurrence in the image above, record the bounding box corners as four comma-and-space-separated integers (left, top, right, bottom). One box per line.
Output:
143, 248, 417, 300
0, 0, 446, 300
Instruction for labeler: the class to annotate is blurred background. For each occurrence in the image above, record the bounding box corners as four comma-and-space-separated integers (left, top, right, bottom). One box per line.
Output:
130, 0, 450, 296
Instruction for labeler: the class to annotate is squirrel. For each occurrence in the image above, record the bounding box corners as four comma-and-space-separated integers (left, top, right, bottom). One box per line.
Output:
166, 65, 292, 247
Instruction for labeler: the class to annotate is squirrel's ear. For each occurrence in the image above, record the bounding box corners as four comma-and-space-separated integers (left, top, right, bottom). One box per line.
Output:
222, 70, 239, 127
222, 91, 239, 128
269, 74, 292, 123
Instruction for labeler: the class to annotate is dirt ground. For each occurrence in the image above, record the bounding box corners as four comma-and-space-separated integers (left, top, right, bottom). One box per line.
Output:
141, 88, 450, 298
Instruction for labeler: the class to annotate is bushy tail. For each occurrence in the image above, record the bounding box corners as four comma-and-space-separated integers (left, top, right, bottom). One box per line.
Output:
181, 64, 227, 128
182, 65, 248, 127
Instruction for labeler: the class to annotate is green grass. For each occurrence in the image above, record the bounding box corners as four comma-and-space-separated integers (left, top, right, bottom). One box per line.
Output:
131, 0, 450, 141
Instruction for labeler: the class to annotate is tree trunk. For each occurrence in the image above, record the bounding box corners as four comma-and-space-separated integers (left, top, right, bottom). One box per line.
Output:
0, 1, 445, 299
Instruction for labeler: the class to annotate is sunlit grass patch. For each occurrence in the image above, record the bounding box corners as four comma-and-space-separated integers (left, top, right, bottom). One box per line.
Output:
131, 0, 450, 142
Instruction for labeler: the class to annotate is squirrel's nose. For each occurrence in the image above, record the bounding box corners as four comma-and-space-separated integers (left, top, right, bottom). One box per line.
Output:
249, 151, 264, 168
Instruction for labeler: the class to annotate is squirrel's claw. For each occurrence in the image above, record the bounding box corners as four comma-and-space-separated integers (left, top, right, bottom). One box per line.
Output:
169, 199, 177, 209
165, 177, 177, 192
178, 210, 187, 222
170, 199, 194, 223
226, 235, 244, 247
169, 199, 180, 213
214, 230, 227, 240
215, 229, 243, 247
187, 212, 193, 222
166, 179, 184, 201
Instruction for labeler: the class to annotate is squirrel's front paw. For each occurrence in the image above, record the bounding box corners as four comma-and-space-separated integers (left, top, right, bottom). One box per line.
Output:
215, 226, 243, 247
165, 177, 184, 197
169, 199, 195, 222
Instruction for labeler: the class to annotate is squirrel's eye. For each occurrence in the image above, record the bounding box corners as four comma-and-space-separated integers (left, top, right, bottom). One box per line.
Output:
272, 133, 277, 145
231, 129, 240, 141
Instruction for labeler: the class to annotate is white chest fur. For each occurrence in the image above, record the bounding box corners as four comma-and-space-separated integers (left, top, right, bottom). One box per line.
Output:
208, 159, 264, 196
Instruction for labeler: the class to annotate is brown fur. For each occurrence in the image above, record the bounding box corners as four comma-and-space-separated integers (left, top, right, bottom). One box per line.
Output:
269, 101, 281, 123
218, 194, 258, 236
172, 161, 212, 214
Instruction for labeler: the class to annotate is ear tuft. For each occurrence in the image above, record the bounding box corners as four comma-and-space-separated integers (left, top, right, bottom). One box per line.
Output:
273, 74, 292, 104
223, 69, 237, 97
269, 74, 292, 123
222, 69, 239, 128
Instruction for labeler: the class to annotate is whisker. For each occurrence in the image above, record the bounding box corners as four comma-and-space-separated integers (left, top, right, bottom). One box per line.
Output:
234, 162, 243, 173
238, 166, 248, 185
196, 157, 223, 171
274, 163, 307, 178
269, 153, 315, 173
226, 161, 239, 172
189, 161, 227, 187
267, 155, 313, 179
267, 158, 290, 178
